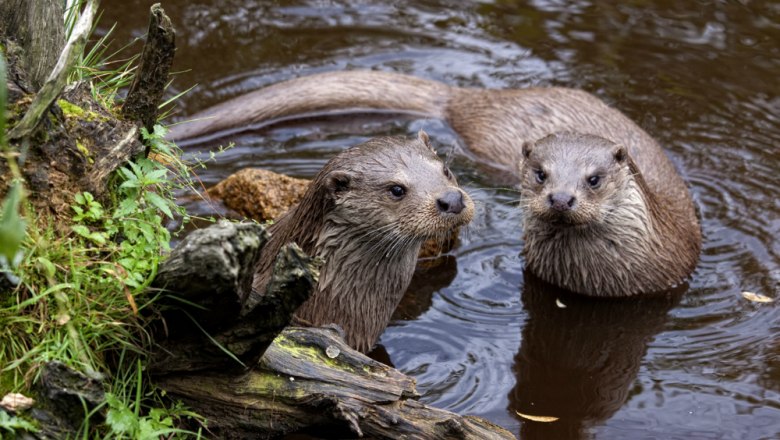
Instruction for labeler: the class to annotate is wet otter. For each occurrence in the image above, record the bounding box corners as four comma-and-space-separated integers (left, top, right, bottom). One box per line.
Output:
170, 70, 700, 295
251, 131, 474, 352
519, 133, 699, 296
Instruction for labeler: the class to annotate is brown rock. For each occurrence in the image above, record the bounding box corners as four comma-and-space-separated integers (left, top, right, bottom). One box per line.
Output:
208, 168, 309, 222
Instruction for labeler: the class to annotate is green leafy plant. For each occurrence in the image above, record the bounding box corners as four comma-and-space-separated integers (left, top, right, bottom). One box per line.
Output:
1, 3, 213, 437
0, 410, 37, 437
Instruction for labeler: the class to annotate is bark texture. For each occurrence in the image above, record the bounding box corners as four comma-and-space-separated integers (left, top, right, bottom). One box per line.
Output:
121, 3, 176, 133
0, 0, 65, 90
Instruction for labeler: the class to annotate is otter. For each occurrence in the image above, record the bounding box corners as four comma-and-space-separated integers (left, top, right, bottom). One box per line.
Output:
519, 133, 699, 296
169, 70, 700, 295
251, 131, 474, 352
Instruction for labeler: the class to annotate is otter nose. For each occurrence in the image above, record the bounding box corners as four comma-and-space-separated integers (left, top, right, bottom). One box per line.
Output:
436, 190, 465, 214
548, 192, 576, 211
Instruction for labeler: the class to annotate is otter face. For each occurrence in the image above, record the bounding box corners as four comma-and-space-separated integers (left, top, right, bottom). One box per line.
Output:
321, 131, 474, 241
519, 132, 632, 227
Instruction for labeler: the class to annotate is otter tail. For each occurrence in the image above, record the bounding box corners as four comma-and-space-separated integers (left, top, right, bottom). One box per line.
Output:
167, 70, 453, 142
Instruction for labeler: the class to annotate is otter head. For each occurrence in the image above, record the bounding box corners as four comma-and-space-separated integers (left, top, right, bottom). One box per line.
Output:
519, 132, 635, 228
316, 130, 474, 245
518, 132, 661, 297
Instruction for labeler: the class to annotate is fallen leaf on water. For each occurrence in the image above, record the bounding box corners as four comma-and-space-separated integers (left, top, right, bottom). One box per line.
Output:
741, 291, 774, 303
515, 411, 559, 422
1, 393, 35, 411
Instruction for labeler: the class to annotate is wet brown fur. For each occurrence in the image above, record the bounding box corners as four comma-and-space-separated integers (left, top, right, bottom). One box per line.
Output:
171, 70, 701, 296
251, 132, 474, 352
519, 133, 700, 296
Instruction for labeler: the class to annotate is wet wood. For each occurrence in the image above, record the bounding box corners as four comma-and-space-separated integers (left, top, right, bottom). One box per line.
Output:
0, 0, 65, 90
158, 327, 515, 440
121, 3, 176, 133
150, 221, 319, 373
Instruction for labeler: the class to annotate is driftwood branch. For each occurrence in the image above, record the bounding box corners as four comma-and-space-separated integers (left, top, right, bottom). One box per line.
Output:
0, 0, 65, 90
7, 0, 98, 141
121, 3, 176, 133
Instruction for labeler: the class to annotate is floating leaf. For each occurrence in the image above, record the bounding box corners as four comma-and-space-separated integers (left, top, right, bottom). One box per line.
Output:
741, 291, 774, 303
515, 411, 559, 423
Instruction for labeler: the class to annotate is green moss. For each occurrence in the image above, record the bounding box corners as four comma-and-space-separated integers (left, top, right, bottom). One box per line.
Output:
57, 99, 107, 123
57, 99, 86, 118
0, 371, 14, 395
243, 371, 307, 398
76, 140, 93, 164
273, 334, 356, 373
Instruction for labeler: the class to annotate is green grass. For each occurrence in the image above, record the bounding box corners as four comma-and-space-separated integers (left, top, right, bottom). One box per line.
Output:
1, 3, 209, 438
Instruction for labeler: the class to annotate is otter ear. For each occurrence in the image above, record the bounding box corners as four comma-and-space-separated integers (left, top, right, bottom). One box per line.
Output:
326, 171, 352, 195
613, 145, 627, 163
522, 141, 534, 159
418, 129, 434, 152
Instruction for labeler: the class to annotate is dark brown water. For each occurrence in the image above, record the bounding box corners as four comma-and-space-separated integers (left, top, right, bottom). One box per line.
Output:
102, 1, 779, 438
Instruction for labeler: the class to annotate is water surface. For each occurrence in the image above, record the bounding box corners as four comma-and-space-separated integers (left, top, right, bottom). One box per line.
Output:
102, 1, 780, 438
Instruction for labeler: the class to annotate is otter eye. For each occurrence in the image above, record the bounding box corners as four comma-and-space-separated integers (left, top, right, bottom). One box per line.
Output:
588, 175, 601, 188
443, 166, 451, 179
389, 185, 406, 198
534, 169, 546, 184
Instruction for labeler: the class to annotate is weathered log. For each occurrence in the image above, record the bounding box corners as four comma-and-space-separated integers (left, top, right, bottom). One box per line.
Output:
158, 327, 515, 440
121, 3, 176, 134
150, 221, 319, 373
0, 0, 65, 90
153, 221, 270, 307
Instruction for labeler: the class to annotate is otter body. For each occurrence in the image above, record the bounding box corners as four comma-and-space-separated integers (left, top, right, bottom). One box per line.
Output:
251, 132, 474, 352
172, 70, 700, 296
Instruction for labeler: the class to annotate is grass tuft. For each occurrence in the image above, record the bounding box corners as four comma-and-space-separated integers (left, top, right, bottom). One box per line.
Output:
2, 2, 209, 438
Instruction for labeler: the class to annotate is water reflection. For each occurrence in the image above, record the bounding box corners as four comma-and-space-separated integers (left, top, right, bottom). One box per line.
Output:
511, 272, 680, 439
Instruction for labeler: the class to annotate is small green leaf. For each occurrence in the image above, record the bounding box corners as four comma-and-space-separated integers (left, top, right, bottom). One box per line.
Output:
118, 167, 136, 181
106, 404, 137, 435
36, 257, 57, 279
119, 179, 141, 189
146, 168, 169, 181
88, 231, 108, 245
0, 183, 27, 264
0, 409, 38, 434
152, 124, 167, 139
145, 192, 174, 219
71, 224, 91, 238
